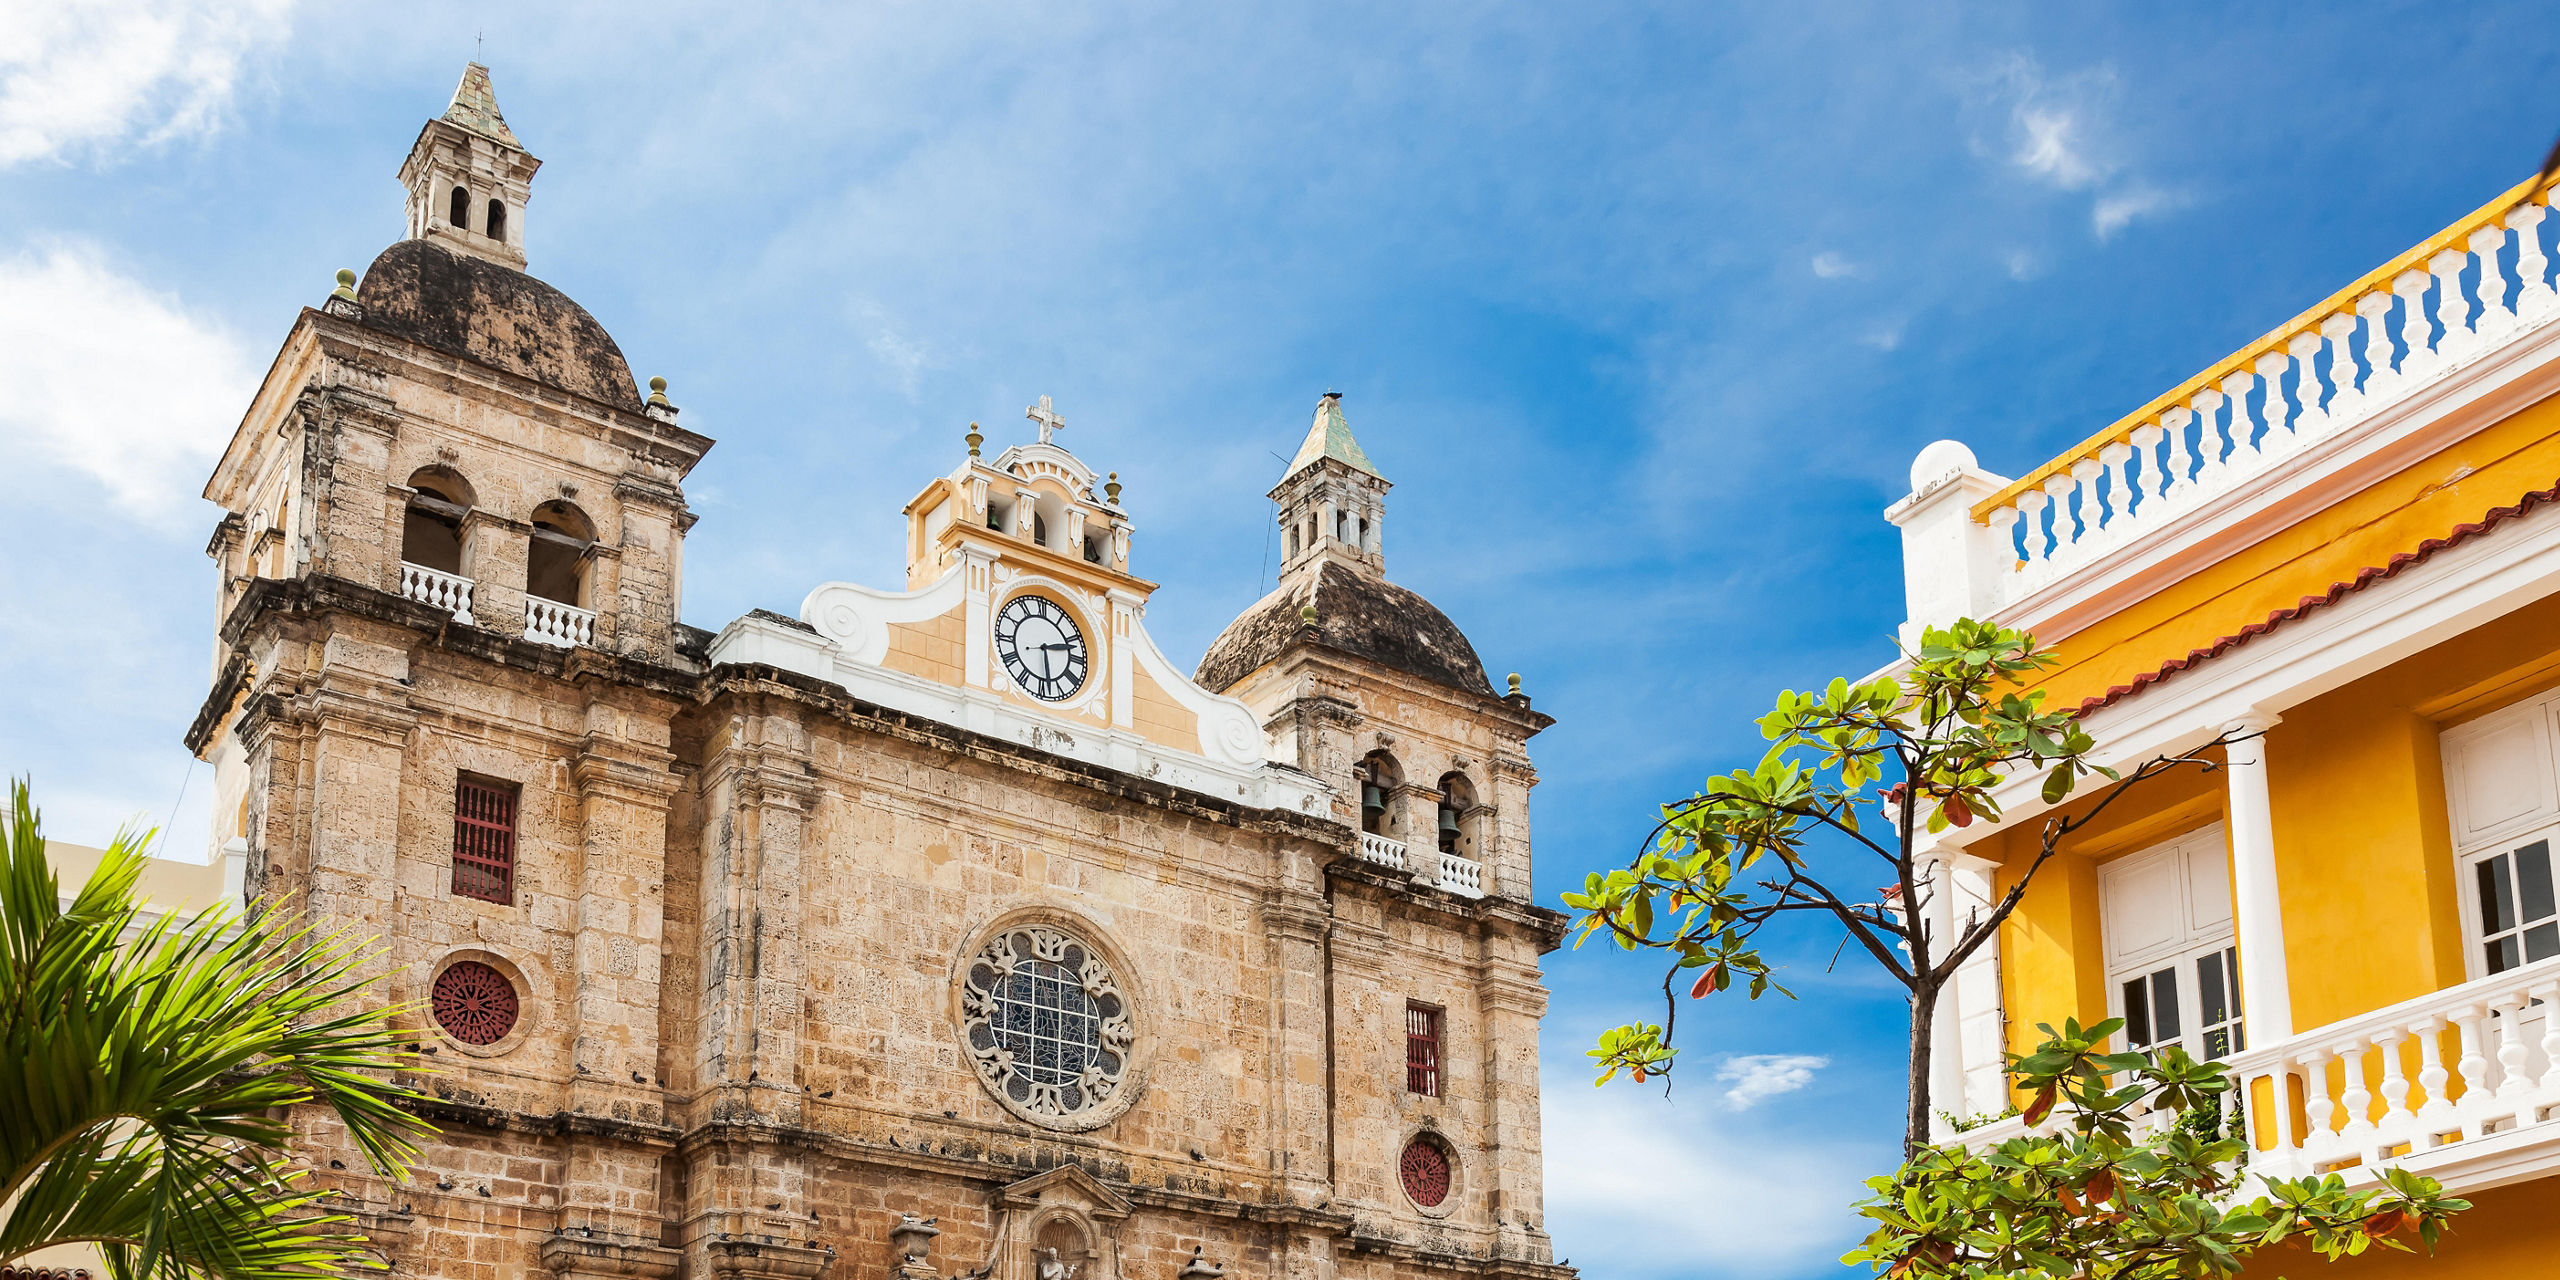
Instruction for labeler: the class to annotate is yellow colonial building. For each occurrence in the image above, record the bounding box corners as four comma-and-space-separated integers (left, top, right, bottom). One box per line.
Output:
1887, 172, 2560, 1273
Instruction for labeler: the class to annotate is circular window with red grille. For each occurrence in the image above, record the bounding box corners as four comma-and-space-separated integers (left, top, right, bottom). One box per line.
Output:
431, 960, 520, 1047
1399, 1137, 1452, 1209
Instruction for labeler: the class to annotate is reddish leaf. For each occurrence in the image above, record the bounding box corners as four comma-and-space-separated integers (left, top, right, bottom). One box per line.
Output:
2085, 1168, 2115, 1204
1690, 965, 1723, 999
2056, 1190, 2083, 1216
1631, 1066, 1648, 1083
1942, 793, 1974, 828
2021, 1084, 2056, 1127
2365, 1210, 2406, 1237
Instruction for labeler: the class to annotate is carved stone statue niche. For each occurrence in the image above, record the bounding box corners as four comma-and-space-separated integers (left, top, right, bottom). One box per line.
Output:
958, 1165, 1128, 1280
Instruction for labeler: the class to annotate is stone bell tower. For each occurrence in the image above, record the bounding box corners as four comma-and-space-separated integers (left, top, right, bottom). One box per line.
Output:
1273, 391, 1390, 580
398, 62, 538, 268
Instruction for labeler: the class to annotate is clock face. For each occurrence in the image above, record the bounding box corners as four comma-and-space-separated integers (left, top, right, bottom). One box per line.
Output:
994, 594, 1089, 702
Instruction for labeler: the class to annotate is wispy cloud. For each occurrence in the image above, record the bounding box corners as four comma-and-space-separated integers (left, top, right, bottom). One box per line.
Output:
1718, 1052, 1831, 1109
2093, 182, 2189, 240
0, 0, 295, 166
1541, 1053, 1873, 1274
1810, 251, 1858, 280
1860, 323, 1905, 351
2003, 247, 2041, 281
1966, 52, 2187, 240
0, 240, 252, 522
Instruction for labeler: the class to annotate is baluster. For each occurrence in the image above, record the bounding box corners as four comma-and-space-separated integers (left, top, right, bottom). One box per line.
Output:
2041, 473, 2079, 555
2069, 458, 2104, 540
2271, 1063, 2304, 1158
2411, 1016, 2455, 1134
2393, 268, 2436, 376
2450, 1005, 2491, 1133
2496, 994, 2535, 1099
2351, 291, 2394, 409
2217, 373, 2259, 469
2429, 248, 2475, 363
2336, 1042, 2376, 1140
2302, 1047, 2339, 1143
2099, 440, 2136, 527
1988, 506, 2022, 567
2510, 202, 2554, 321
2191, 388, 2228, 474
2016, 490, 2051, 562
2255, 350, 2297, 452
2470, 224, 2518, 341
2289, 329, 2333, 439
2126, 424, 2164, 516
2159, 406, 2196, 495
2374, 1027, 2412, 1129
2317, 313, 2361, 425
2535, 977, 2560, 1092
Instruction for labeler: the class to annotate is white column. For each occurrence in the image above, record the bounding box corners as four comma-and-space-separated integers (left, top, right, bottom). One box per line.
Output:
2226, 714, 2293, 1042
1919, 847, 1965, 1138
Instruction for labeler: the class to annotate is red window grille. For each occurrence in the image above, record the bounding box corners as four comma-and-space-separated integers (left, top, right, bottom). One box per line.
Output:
452, 776, 517, 904
1399, 1138, 1451, 1208
1405, 1003, 1442, 1097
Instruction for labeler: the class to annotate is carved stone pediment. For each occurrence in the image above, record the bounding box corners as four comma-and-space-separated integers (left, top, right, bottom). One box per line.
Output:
965, 1164, 1129, 1280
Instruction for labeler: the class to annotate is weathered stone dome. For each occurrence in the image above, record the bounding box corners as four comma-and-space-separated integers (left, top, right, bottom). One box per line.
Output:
355, 238, 642, 412
1197, 560, 1493, 697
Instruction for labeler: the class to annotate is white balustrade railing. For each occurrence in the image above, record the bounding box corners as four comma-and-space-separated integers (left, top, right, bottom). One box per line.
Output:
1436, 852, 1486, 898
523, 597, 596, 648
399, 561, 475, 624
2232, 956, 2560, 1184
1976, 182, 2559, 604
1955, 958, 2560, 1192
1357, 832, 1409, 871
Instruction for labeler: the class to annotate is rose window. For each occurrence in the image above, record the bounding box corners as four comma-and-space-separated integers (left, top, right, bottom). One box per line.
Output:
962, 926, 1133, 1125
431, 960, 520, 1046
1400, 1138, 1452, 1208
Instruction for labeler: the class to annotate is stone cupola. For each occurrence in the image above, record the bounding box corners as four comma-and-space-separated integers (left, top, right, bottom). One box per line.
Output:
398, 63, 539, 269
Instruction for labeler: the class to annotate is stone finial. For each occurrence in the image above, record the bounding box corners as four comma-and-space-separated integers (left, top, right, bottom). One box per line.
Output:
1506, 672, 1522, 696
648, 376, 672, 407
1104, 472, 1122, 505
888, 1213, 940, 1279
1298, 604, 1317, 626
1177, 1245, 1226, 1278
966, 422, 984, 458
323, 267, 364, 319
331, 268, 358, 301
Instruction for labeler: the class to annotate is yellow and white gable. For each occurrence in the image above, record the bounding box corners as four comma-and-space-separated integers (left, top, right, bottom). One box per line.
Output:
707, 399, 1322, 812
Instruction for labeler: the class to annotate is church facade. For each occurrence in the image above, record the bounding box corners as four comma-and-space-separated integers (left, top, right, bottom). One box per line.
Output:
186, 66, 1573, 1280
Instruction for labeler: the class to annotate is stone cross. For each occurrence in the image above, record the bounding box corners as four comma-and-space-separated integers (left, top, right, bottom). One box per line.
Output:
1027, 395, 1065, 445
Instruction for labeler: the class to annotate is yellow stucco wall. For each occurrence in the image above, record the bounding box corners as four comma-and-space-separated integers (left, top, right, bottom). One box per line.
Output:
2029, 388, 2560, 713
1129, 662, 1203, 756
2234, 1172, 2558, 1277
881, 604, 967, 684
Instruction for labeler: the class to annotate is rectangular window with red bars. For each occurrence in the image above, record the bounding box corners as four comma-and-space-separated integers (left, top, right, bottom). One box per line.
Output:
452, 775, 518, 904
1405, 1002, 1442, 1097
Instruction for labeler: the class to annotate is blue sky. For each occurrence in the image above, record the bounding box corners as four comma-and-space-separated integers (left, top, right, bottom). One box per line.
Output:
4, 2, 2556, 1275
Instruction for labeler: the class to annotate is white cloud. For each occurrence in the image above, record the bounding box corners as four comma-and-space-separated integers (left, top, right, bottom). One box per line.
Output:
2011, 103, 2102, 190
0, 0, 294, 167
0, 241, 254, 523
2093, 182, 2187, 240
1718, 1052, 1830, 1109
2003, 247, 2040, 280
1809, 250, 1857, 280
1860, 323, 1904, 351
1968, 53, 2190, 242
1541, 1055, 1876, 1274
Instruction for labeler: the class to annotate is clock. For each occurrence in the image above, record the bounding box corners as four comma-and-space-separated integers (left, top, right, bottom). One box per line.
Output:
994, 594, 1089, 702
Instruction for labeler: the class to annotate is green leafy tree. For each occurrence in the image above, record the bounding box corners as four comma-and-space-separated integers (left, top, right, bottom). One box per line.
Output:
1844, 1018, 2467, 1277
0, 783, 431, 1280
1563, 619, 2244, 1151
